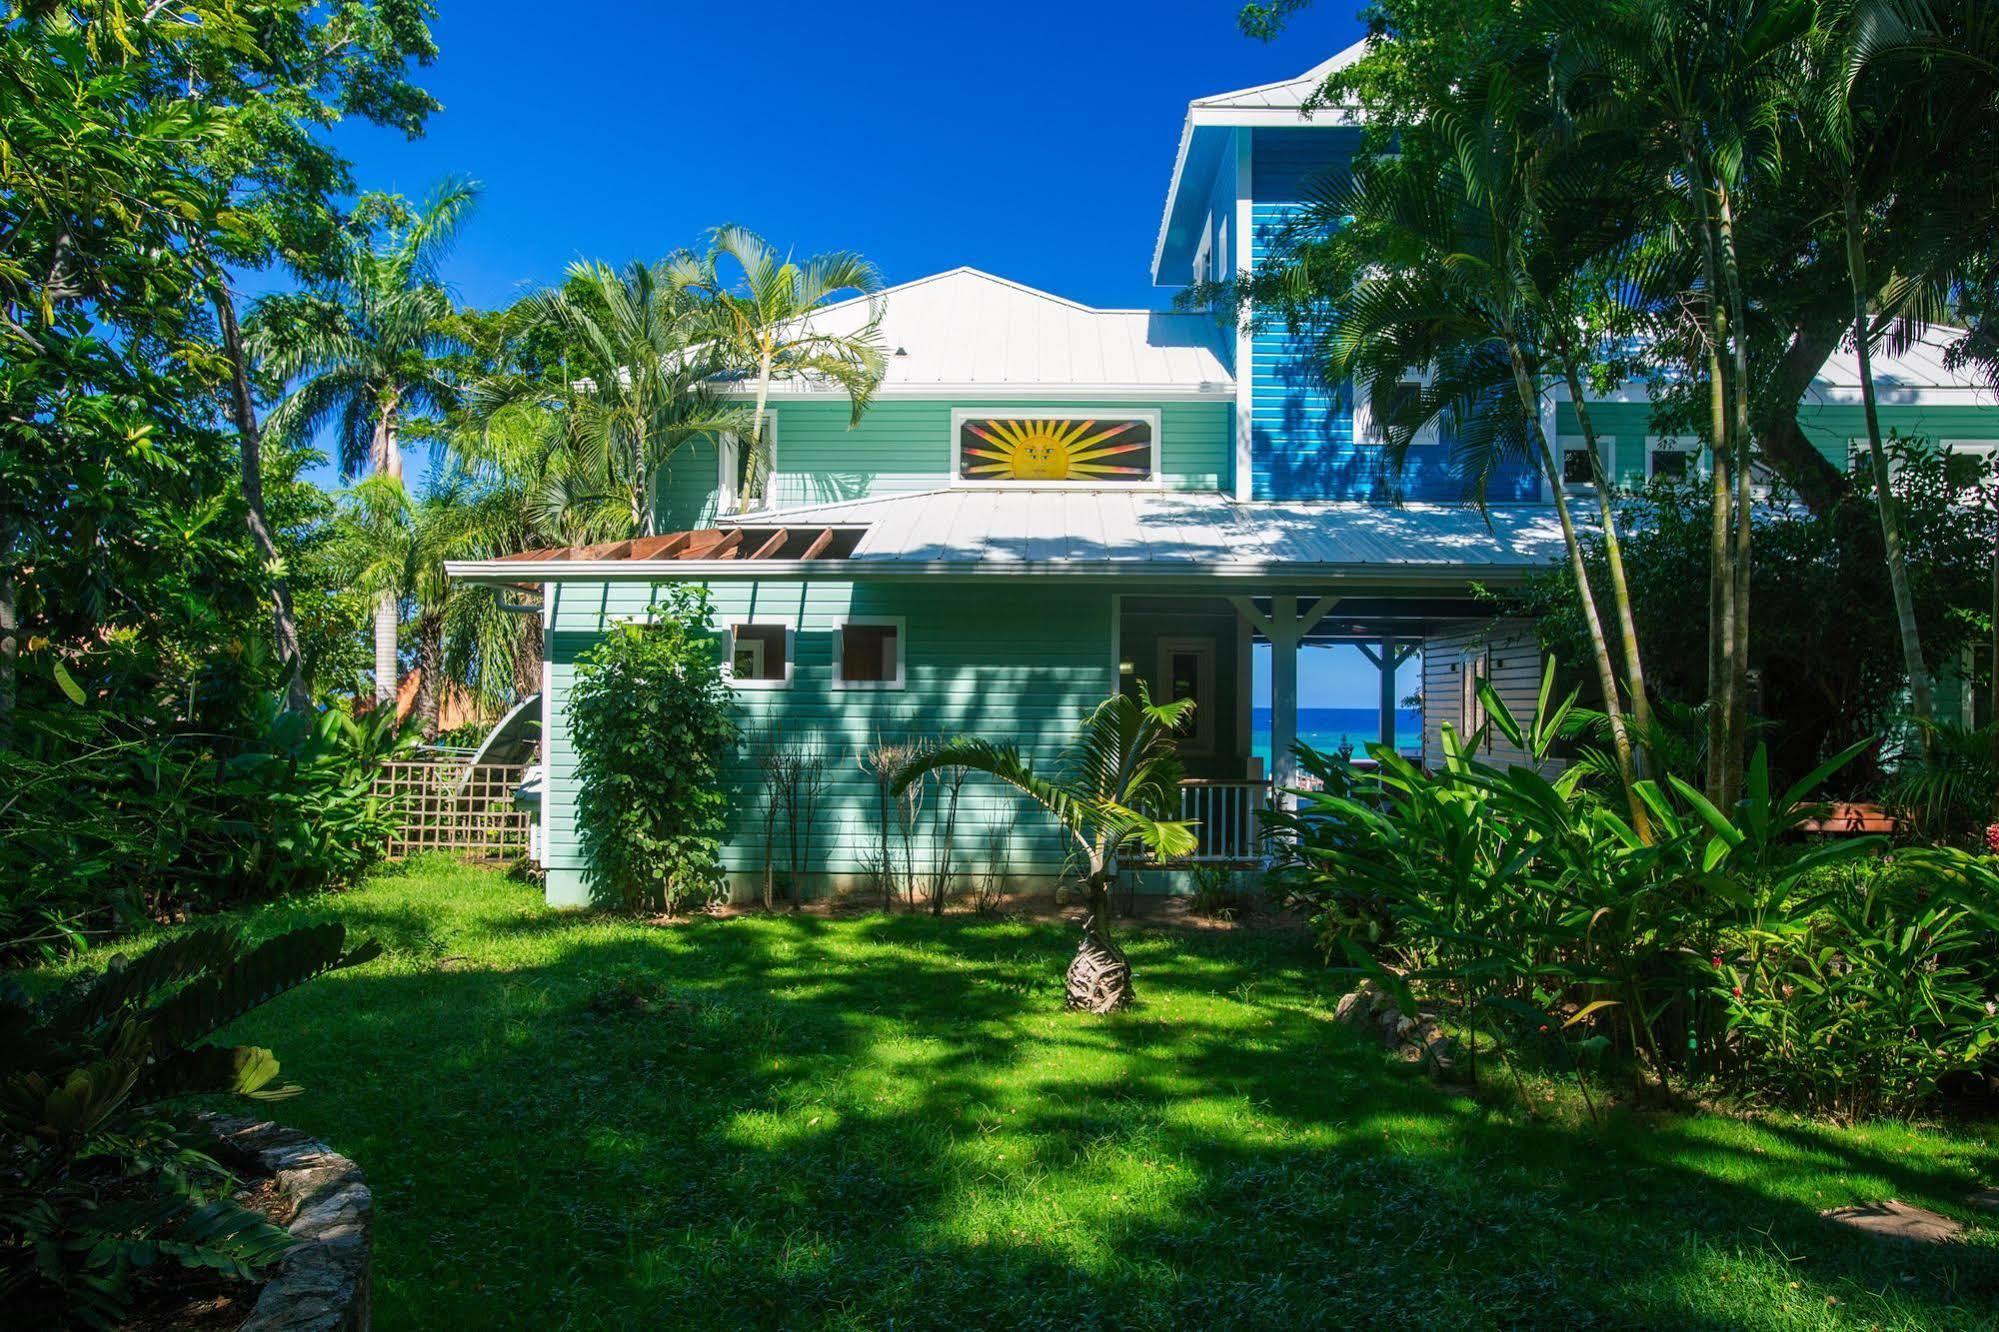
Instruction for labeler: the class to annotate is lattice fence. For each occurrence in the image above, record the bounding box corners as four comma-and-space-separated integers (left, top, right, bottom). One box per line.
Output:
373, 761, 531, 859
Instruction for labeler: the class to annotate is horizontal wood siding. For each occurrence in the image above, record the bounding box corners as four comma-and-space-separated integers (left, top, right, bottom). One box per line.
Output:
1421, 620, 1545, 769
542, 578, 1114, 898
654, 399, 1232, 521
1248, 128, 1539, 503
1555, 401, 1999, 481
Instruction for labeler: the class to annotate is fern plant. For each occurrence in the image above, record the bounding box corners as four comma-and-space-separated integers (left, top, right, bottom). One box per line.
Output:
0, 922, 380, 1326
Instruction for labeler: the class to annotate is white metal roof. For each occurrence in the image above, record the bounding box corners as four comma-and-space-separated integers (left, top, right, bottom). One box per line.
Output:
1805, 326, 1999, 406
747, 268, 1233, 400
447, 490, 1566, 585
1190, 42, 1373, 111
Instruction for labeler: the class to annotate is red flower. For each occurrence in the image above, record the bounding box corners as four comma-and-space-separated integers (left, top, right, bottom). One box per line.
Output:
1732, 986, 1743, 997
1711, 955, 1723, 968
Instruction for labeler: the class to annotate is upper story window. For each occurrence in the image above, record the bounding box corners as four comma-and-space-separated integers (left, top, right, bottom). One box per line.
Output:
1648, 438, 1698, 480
1559, 440, 1601, 490
717, 413, 779, 514
954, 410, 1158, 487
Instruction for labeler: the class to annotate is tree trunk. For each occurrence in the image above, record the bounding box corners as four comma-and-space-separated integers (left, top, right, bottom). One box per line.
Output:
1845, 187, 1934, 754
371, 401, 402, 708
1718, 188, 1754, 806
208, 276, 308, 711
744, 348, 774, 512
415, 618, 443, 742
0, 551, 15, 746
1067, 861, 1135, 1013
1566, 362, 1656, 774
1506, 342, 1649, 837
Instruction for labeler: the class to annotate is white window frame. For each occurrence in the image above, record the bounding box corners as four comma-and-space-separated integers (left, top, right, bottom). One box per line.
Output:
1155, 636, 1216, 756
1193, 218, 1212, 289
1354, 373, 1433, 449
1559, 435, 1612, 493
717, 412, 779, 514
1458, 647, 1491, 752
948, 408, 1165, 490
1215, 216, 1230, 284
1645, 435, 1702, 481
723, 623, 794, 691
832, 616, 906, 692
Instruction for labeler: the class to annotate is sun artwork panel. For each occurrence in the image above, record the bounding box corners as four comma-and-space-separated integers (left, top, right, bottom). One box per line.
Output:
958, 417, 1154, 483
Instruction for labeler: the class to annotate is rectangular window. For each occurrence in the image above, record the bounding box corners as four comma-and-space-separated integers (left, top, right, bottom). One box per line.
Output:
1156, 637, 1215, 755
1458, 648, 1490, 749
1648, 444, 1693, 479
955, 411, 1157, 486
726, 624, 790, 689
834, 619, 903, 690
1561, 444, 1596, 487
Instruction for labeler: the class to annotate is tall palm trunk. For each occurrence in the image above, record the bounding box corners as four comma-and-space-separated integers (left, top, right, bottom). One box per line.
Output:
209, 278, 308, 711
1717, 188, 1754, 805
1506, 341, 1650, 838
1844, 185, 1933, 754
0, 539, 15, 747
742, 346, 775, 512
371, 396, 403, 708
1564, 363, 1656, 770
415, 615, 443, 742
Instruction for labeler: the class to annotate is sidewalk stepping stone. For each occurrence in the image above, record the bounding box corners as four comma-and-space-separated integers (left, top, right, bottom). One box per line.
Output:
1822, 1201, 1963, 1244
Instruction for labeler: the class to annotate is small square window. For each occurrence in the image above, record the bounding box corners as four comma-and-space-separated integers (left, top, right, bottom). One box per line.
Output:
1561, 447, 1596, 486
1650, 448, 1692, 479
835, 621, 903, 690
728, 624, 789, 688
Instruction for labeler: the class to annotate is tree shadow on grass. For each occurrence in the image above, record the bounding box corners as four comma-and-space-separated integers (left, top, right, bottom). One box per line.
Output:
215, 905, 1999, 1331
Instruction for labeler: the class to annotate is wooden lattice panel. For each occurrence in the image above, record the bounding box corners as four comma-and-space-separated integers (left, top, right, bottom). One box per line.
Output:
373, 761, 531, 860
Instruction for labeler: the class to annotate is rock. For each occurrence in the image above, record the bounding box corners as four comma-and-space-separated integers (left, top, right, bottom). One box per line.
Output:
1822, 1201, 1964, 1245
202, 1115, 372, 1331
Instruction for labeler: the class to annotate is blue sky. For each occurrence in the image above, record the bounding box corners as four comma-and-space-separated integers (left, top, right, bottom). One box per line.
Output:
313, 0, 1384, 706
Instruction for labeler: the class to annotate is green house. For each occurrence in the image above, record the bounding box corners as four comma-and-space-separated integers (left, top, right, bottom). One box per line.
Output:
448, 44, 1999, 907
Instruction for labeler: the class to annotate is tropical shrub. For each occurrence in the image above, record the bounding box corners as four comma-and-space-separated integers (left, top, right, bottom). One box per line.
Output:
1272, 661, 1999, 1117
0, 922, 381, 1326
1513, 443, 1997, 793
569, 587, 736, 913
0, 694, 405, 963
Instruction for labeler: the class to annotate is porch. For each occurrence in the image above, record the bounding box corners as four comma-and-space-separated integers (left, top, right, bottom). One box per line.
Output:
1114, 591, 1494, 866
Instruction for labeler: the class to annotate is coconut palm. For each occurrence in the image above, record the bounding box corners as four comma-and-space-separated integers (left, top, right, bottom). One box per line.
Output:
251, 178, 477, 705
891, 688, 1198, 1014
669, 226, 887, 511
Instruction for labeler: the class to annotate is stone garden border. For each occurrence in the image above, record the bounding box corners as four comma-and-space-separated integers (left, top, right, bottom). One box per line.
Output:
203, 1115, 373, 1332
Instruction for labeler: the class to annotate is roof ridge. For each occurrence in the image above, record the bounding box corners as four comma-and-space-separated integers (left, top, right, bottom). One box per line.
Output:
1189, 39, 1371, 108
800, 265, 1192, 320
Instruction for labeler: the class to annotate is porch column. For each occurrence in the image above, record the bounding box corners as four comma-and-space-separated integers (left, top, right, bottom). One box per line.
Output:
1358, 634, 1422, 754
1230, 594, 1340, 807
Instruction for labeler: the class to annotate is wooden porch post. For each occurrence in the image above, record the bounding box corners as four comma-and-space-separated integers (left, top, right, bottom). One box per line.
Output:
1230, 594, 1340, 808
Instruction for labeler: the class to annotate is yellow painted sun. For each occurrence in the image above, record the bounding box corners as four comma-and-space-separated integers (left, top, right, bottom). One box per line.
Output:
961, 418, 1149, 481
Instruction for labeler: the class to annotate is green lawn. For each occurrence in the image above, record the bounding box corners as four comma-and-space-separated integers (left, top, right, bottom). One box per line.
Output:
82, 861, 1999, 1328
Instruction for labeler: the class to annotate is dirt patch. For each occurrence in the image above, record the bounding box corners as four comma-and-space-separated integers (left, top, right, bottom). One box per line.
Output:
117, 1174, 293, 1331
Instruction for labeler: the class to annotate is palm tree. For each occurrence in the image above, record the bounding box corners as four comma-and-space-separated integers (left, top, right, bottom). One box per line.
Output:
669, 226, 887, 511
503, 260, 743, 535
251, 178, 477, 706
891, 688, 1198, 1014
333, 471, 509, 741
1814, 0, 1999, 753
1264, 115, 1655, 833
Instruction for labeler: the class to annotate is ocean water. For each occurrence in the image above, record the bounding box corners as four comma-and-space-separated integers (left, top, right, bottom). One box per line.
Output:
1250, 706, 1423, 763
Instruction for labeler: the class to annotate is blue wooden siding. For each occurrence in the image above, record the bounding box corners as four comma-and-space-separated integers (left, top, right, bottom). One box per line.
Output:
652, 398, 1231, 522
1248, 127, 1540, 502
541, 578, 1115, 905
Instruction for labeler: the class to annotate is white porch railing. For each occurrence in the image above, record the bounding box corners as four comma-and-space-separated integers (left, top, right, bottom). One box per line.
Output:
1163, 778, 1275, 865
